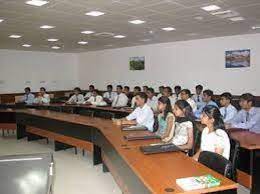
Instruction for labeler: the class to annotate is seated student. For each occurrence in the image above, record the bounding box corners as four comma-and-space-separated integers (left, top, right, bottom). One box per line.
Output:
103, 85, 116, 104
172, 100, 194, 151
67, 87, 85, 104
219, 92, 237, 123
194, 89, 218, 119
131, 86, 141, 108
112, 85, 129, 107
163, 86, 176, 106
156, 96, 175, 142
172, 85, 182, 101
180, 89, 197, 112
114, 92, 154, 132
227, 93, 260, 133
157, 86, 165, 98
85, 89, 107, 106
84, 85, 95, 100
194, 105, 230, 160
123, 86, 132, 106
34, 87, 50, 104
20, 87, 35, 104
146, 87, 158, 112
192, 85, 204, 108
142, 85, 149, 93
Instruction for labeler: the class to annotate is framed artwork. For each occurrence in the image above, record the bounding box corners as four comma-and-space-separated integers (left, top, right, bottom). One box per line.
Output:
129, 56, 145, 70
225, 49, 250, 68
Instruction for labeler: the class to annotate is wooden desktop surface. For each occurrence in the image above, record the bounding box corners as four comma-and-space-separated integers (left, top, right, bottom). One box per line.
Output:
229, 130, 260, 150
17, 109, 237, 194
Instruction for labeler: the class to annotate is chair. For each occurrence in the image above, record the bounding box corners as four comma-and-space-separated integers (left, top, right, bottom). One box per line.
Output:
78, 109, 94, 117
198, 151, 237, 194
188, 126, 201, 157
229, 138, 240, 181
94, 111, 115, 119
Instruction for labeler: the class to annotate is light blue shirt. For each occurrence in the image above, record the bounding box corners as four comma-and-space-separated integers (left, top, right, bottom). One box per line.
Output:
21, 93, 35, 104
231, 107, 260, 133
194, 100, 219, 119
220, 104, 237, 123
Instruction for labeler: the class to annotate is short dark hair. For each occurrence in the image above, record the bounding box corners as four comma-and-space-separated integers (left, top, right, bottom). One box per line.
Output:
74, 87, 81, 92
220, 92, 232, 101
136, 92, 148, 103
159, 86, 164, 89
143, 86, 149, 89
93, 89, 99, 95
117, 85, 123, 90
240, 93, 255, 105
147, 87, 155, 94
134, 86, 141, 92
89, 85, 95, 89
196, 85, 203, 90
40, 87, 46, 92
165, 86, 172, 94
107, 85, 113, 89
124, 86, 130, 90
25, 87, 31, 92
174, 85, 181, 91
181, 89, 191, 97
203, 89, 214, 97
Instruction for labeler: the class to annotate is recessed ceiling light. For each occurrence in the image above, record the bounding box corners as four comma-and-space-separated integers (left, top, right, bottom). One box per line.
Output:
78, 41, 88, 45
0, 19, 4, 23
22, 44, 32, 47
129, 20, 146, 24
252, 26, 260, 30
51, 46, 60, 49
201, 5, 221, 12
40, 25, 55, 29
47, 38, 58, 42
9, 34, 22, 38
229, 17, 245, 21
25, 0, 49, 6
114, 35, 126, 38
211, 10, 232, 15
85, 11, 105, 17
81, 30, 95, 34
162, 27, 176, 31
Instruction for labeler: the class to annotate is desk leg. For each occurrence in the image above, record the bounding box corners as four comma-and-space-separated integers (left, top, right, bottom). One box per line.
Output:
16, 124, 26, 139
251, 150, 260, 194
93, 144, 102, 166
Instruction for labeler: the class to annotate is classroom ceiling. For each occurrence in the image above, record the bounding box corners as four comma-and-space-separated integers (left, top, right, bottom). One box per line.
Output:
0, 0, 260, 53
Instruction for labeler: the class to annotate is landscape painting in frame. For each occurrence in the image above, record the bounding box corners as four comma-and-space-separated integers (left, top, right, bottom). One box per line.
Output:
129, 56, 145, 70
225, 49, 250, 68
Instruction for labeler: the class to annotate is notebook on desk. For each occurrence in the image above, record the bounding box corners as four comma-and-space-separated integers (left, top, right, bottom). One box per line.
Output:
140, 143, 180, 155
124, 131, 160, 141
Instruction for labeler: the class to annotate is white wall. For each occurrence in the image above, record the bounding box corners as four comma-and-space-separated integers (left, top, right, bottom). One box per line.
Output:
0, 49, 78, 93
78, 33, 260, 95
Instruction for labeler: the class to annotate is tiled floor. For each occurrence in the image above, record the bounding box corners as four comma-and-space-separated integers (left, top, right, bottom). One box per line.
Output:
0, 135, 250, 194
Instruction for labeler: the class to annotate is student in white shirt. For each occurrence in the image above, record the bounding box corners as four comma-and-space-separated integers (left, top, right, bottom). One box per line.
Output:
85, 89, 107, 106
192, 85, 204, 108
103, 85, 116, 104
219, 92, 237, 123
180, 89, 197, 112
34, 87, 50, 104
114, 92, 154, 132
131, 86, 141, 108
194, 105, 231, 160
172, 85, 182, 101
172, 100, 195, 151
142, 85, 149, 93
84, 85, 95, 100
146, 87, 158, 112
20, 87, 35, 104
112, 85, 129, 107
157, 86, 164, 98
67, 87, 85, 104
163, 86, 176, 106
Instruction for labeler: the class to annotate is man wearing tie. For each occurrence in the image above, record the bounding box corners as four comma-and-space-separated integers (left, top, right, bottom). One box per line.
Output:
227, 93, 260, 133
67, 87, 85, 104
112, 85, 128, 107
20, 87, 35, 104
219, 92, 237, 123
86, 89, 106, 106
192, 85, 203, 108
103, 85, 116, 104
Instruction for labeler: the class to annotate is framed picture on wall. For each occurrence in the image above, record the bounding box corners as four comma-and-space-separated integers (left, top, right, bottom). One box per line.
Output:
225, 49, 250, 68
129, 56, 145, 70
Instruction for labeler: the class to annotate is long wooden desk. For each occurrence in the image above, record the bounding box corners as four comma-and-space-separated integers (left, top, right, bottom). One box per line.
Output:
1, 109, 236, 194
229, 130, 260, 194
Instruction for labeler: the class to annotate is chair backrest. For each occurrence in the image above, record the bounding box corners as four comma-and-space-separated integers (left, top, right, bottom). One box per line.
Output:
94, 111, 115, 119
188, 126, 201, 157
198, 151, 233, 179
78, 109, 94, 117
229, 138, 240, 181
